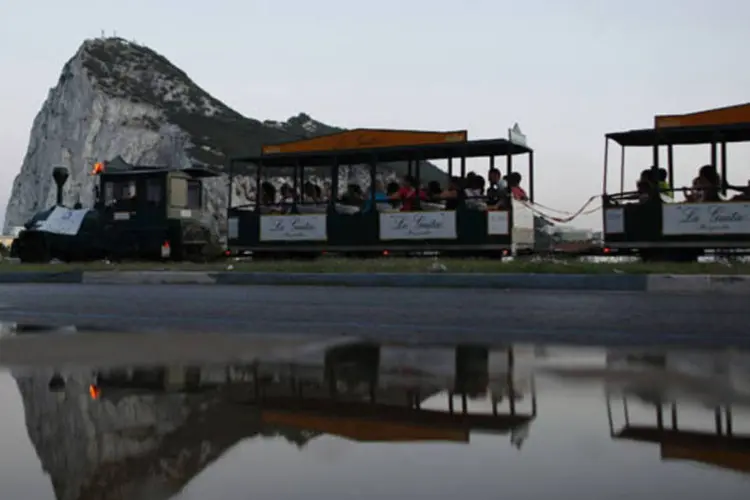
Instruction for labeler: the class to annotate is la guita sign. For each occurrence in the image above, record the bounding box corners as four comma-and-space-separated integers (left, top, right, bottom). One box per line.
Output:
260, 214, 327, 241
662, 203, 750, 235
379, 211, 457, 240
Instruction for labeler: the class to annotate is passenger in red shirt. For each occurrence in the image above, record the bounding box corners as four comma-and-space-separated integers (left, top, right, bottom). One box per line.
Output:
506, 172, 528, 201
390, 175, 427, 211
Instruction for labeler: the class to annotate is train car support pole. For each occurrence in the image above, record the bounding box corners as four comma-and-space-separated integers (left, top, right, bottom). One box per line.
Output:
667, 145, 674, 191
255, 160, 262, 212
726, 406, 733, 436
602, 138, 609, 195
227, 158, 233, 210
506, 149, 513, 176
331, 158, 339, 209
415, 152, 422, 210
619, 146, 626, 194
710, 140, 717, 168
293, 160, 300, 212
369, 154, 377, 202
651, 143, 660, 218
720, 140, 728, 196
507, 149, 515, 247
528, 151, 535, 204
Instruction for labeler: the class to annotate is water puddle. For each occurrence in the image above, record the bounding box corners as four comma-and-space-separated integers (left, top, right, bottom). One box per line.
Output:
0, 341, 749, 499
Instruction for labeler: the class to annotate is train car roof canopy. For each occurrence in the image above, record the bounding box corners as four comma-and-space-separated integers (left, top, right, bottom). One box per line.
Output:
233, 137, 531, 168
655, 102, 750, 129
614, 425, 750, 474
261, 128, 469, 155
607, 102, 750, 146
606, 123, 750, 146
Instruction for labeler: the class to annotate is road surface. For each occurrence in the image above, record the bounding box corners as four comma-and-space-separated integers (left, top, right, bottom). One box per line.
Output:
0, 284, 748, 347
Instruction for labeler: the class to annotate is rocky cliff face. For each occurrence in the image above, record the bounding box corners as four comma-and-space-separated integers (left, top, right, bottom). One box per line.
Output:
3, 37, 444, 234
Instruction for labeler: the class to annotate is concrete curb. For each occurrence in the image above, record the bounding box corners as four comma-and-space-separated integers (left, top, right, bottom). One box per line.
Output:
646, 274, 750, 294
0, 270, 748, 293
209, 272, 649, 291
0, 271, 83, 284
83, 271, 217, 284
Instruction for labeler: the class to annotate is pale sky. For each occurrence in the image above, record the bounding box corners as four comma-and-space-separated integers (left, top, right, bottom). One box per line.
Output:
2, 0, 750, 229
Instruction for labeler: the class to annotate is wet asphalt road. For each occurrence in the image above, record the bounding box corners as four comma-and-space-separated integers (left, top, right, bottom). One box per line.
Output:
0, 284, 748, 347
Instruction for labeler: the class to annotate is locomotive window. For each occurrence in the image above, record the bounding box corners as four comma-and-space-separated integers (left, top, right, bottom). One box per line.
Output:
170, 178, 188, 207
146, 178, 162, 204
104, 182, 115, 204
169, 178, 201, 209
104, 180, 137, 205
187, 180, 201, 209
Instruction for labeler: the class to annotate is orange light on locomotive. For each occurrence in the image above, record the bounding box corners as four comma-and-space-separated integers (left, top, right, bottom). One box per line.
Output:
89, 384, 101, 400
91, 162, 105, 175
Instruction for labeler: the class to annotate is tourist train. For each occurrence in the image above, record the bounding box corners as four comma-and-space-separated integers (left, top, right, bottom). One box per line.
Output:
10, 102, 750, 262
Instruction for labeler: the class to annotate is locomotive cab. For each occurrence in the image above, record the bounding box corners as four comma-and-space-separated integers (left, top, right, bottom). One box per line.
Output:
91, 157, 222, 261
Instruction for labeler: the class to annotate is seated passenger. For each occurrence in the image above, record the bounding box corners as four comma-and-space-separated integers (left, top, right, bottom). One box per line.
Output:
279, 184, 295, 205
657, 168, 673, 199
427, 181, 442, 202
363, 180, 389, 212
634, 169, 656, 203
698, 164, 721, 202
259, 182, 273, 203
685, 177, 703, 202
475, 174, 486, 196
506, 172, 528, 201
297, 181, 327, 213
464, 174, 487, 210
390, 175, 426, 212
463, 173, 484, 198
487, 168, 508, 208
386, 181, 401, 209
340, 184, 364, 206
464, 172, 478, 193
302, 181, 319, 203
260, 182, 280, 213
440, 177, 462, 210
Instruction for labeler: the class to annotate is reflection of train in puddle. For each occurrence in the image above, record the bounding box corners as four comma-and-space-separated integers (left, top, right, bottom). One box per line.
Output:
88, 343, 538, 445
604, 349, 750, 475
18, 343, 540, 500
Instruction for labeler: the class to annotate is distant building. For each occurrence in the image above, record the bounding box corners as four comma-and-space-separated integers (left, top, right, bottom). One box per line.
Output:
552, 227, 594, 243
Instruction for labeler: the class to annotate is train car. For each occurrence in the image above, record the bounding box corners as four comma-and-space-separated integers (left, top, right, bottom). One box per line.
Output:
226, 125, 535, 257
601, 103, 750, 261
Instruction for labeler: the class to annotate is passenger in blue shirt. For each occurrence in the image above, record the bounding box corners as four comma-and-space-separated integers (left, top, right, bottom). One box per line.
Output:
364, 180, 389, 211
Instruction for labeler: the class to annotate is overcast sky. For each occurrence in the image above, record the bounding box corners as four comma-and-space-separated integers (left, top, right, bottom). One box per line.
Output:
1, 0, 750, 228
